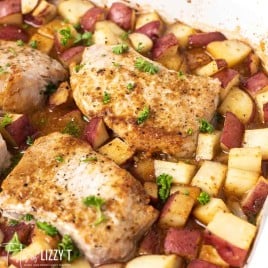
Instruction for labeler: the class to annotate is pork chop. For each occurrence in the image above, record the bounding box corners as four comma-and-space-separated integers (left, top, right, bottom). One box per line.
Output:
0, 132, 158, 265
71, 44, 221, 158
0, 41, 67, 113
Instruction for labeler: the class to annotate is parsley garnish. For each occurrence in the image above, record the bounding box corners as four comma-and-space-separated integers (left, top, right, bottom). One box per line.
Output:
186, 128, 193, 136
156, 174, 173, 202
137, 106, 150, 124
184, 190, 190, 196
83, 196, 106, 225
103, 91, 111, 104
55, 155, 64, 163
36, 221, 58, 236
127, 82, 135, 91
58, 235, 80, 262
62, 120, 81, 137
59, 28, 72, 46
44, 83, 57, 95
178, 70, 185, 79
8, 219, 19, 226
8, 47, 17, 55
112, 62, 121, 67
197, 191, 210, 205
112, 43, 129, 55
0, 114, 12, 128
81, 156, 97, 162
74, 64, 85, 73
134, 57, 159, 74
22, 23, 29, 29
136, 42, 144, 52
26, 136, 34, 146
29, 40, 38, 49
75, 31, 93, 46
120, 31, 130, 41
16, 40, 24, 46
5, 233, 25, 254
22, 214, 34, 221
199, 119, 214, 133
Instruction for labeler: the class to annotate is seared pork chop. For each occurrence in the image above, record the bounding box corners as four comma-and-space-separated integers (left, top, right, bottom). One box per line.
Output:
71, 44, 220, 158
0, 41, 67, 113
0, 132, 158, 265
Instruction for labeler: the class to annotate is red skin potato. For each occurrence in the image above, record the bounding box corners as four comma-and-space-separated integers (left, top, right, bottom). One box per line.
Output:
0, 25, 29, 42
164, 228, 202, 260
81, 7, 106, 32
5, 115, 35, 147
203, 230, 248, 267
242, 177, 268, 218
187, 259, 221, 268
245, 53, 260, 76
23, 14, 43, 27
215, 59, 227, 69
152, 33, 178, 60
188, 32, 226, 48
138, 226, 162, 255
212, 68, 239, 88
243, 72, 268, 96
107, 2, 134, 31
135, 21, 162, 41
263, 102, 268, 123
220, 111, 245, 150
185, 48, 212, 71
0, 0, 21, 18
60, 46, 85, 67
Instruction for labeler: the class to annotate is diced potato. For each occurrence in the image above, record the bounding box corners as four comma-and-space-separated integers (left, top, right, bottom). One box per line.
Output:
166, 22, 196, 48
189, 32, 226, 48
170, 185, 200, 201
159, 192, 195, 228
154, 160, 196, 185
191, 161, 227, 196
194, 60, 226, 77
32, 0, 57, 25
0, 134, 10, 171
224, 168, 259, 196
29, 33, 54, 54
49, 81, 70, 106
21, 0, 39, 14
207, 212, 256, 250
98, 138, 134, 165
157, 52, 184, 71
199, 244, 229, 267
37, 19, 69, 39
57, 0, 94, 24
206, 40, 252, 67
193, 198, 229, 225
244, 72, 268, 97
135, 12, 162, 29
228, 147, 262, 173
255, 86, 268, 122
126, 254, 183, 268
129, 158, 155, 182
218, 87, 255, 124
243, 128, 268, 159
139, 227, 161, 255
196, 131, 221, 160
129, 32, 153, 54
144, 182, 158, 202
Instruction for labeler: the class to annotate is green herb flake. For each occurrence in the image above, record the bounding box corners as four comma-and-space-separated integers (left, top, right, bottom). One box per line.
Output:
136, 42, 144, 52
55, 155, 64, 163
29, 40, 38, 49
120, 31, 130, 41
5, 232, 25, 254
0, 65, 9, 75
156, 173, 173, 202
184, 190, 190, 196
26, 136, 34, 146
22, 214, 34, 221
59, 28, 72, 46
74, 64, 85, 73
83, 196, 106, 225
112, 43, 129, 55
199, 119, 214, 133
134, 57, 159, 74
112, 61, 121, 67
22, 23, 30, 30
103, 91, 111, 104
8, 47, 17, 56
0, 114, 12, 128
62, 120, 81, 137
186, 128, 193, 136
16, 40, 24, 46
178, 70, 185, 79
36, 221, 58, 236
73, 23, 81, 30
75, 31, 93, 46
58, 234, 80, 262
126, 82, 135, 91
8, 219, 19, 226
81, 156, 98, 163
197, 191, 210, 205
137, 106, 150, 125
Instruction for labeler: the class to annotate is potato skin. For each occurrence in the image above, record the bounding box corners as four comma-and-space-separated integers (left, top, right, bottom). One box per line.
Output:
135, 21, 162, 41
81, 7, 106, 32
0, 25, 28, 42
243, 72, 268, 96
60, 46, 85, 67
0, 0, 21, 18
188, 32, 226, 48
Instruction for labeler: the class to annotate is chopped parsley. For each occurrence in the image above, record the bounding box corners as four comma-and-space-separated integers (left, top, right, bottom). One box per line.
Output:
103, 91, 111, 104
8, 47, 17, 55
156, 174, 173, 202
58, 234, 80, 262
197, 191, 210, 205
112, 61, 121, 67
36, 221, 58, 236
8, 219, 19, 226
136, 42, 144, 52
178, 70, 185, 79
22, 23, 30, 30
0, 114, 12, 128
81, 156, 97, 162
186, 128, 193, 136
16, 40, 24, 46
0, 64, 9, 75
83, 196, 106, 225
137, 106, 150, 124
199, 119, 214, 133
26, 136, 34, 146
5, 232, 25, 254
74, 64, 85, 73
62, 120, 81, 137
134, 57, 159, 74
29, 40, 38, 49
59, 28, 72, 46
120, 31, 130, 41
112, 43, 129, 55
184, 190, 190, 196
127, 82, 135, 91
44, 83, 57, 95
75, 31, 93, 46
22, 214, 34, 221
55, 155, 64, 163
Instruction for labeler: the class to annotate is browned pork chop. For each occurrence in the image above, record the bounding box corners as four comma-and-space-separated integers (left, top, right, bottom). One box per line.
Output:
0, 132, 158, 265
0, 41, 67, 113
71, 44, 221, 158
